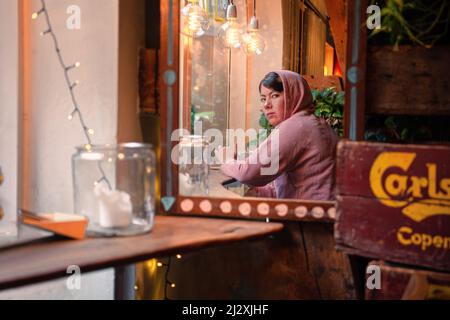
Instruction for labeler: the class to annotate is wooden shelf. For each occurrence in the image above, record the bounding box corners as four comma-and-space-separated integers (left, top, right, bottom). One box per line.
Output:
0, 215, 282, 290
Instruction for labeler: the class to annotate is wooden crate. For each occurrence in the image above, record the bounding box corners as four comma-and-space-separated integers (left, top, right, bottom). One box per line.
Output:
366, 261, 450, 300
366, 45, 450, 116
335, 140, 450, 272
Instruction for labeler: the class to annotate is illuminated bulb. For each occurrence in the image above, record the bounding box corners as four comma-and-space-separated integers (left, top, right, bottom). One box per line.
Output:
32, 8, 44, 20
70, 81, 79, 89
84, 144, 92, 151
218, 19, 243, 49
66, 62, 81, 71
176, 254, 182, 259
217, 2, 243, 49
170, 283, 176, 288
87, 128, 95, 135
68, 110, 77, 120
242, 17, 266, 55
117, 153, 125, 160
181, 0, 209, 38
157, 262, 163, 267
242, 31, 266, 55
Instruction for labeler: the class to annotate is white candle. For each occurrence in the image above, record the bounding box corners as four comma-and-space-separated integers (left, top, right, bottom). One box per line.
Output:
94, 184, 132, 228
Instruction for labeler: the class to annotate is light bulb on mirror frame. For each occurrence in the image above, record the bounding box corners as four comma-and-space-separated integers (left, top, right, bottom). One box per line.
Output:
217, 1, 243, 50
181, 0, 210, 38
242, 16, 266, 56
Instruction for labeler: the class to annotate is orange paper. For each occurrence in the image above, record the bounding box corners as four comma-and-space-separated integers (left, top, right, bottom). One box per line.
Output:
23, 213, 88, 240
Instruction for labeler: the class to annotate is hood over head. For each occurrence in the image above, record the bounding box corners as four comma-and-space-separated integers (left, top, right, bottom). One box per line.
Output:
272, 70, 315, 121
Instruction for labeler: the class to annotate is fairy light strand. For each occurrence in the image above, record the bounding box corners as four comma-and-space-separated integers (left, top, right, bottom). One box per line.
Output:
33, 0, 111, 189
156, 253, 182, 300
163, 257, 173, 300
33, 0, 92, 143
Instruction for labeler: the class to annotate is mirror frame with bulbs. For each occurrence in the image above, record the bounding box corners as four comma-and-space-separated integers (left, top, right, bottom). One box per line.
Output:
159, 0, 340, 222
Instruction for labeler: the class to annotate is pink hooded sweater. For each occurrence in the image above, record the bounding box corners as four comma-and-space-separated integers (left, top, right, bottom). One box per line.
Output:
221, 70, 338, 201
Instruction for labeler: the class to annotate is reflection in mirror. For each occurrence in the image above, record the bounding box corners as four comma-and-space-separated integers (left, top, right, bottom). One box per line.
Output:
178, 0, 345, 201
180, 0, 230, 136
178, 135, 210, 196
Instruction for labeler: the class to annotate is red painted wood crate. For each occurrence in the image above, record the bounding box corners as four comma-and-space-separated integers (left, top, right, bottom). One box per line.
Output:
365, 261, 450, 300
335, 140, 450, 272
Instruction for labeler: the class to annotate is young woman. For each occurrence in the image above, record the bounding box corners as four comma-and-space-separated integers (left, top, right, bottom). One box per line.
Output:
220, 70, 338, 201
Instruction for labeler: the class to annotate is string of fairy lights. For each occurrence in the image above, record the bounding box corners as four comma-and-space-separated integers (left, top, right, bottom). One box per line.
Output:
32, 0, 179, 298
157, 255, 182, 300
32, 0, 111, 189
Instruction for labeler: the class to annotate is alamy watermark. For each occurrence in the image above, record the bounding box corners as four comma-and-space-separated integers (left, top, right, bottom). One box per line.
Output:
366, 265, 381, 290
66, 265, 81, 290
66, 5, 81, 30
367, 4, 381, 30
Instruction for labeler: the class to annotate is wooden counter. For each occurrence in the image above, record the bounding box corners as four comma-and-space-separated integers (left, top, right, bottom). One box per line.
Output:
179, 168, 245, 198
208, 168, 243, 198
0, 215, 282, 290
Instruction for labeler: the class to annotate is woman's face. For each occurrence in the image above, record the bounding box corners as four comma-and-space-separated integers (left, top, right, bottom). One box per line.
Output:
260, 85, 284, 127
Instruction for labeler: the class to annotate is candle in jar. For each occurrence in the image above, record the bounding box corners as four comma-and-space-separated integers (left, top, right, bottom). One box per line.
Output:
94, 184, 132, 228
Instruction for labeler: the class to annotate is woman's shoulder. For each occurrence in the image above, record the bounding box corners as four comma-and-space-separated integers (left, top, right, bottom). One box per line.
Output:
278, 113, 316, 133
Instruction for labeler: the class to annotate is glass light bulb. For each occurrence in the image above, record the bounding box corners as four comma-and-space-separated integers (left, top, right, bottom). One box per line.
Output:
242, 30, 266, 55
218, 19, 243, 49
181, 1, 210, 38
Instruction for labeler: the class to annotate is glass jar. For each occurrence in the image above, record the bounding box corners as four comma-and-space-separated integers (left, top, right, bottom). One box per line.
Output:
178, 135, 209, 196
72, 143, 155, 237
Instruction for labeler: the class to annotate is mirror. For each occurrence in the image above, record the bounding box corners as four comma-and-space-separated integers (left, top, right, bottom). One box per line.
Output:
160, 0, 347, 220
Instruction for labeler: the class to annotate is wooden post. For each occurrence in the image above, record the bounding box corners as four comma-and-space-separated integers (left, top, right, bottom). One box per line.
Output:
343, 0, 367, 140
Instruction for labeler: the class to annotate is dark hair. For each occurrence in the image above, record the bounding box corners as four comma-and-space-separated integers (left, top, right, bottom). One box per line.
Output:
259, 72, 284, 93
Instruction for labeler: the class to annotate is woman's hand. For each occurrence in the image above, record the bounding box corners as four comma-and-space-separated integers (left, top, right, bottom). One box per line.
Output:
244, 187, 259, 197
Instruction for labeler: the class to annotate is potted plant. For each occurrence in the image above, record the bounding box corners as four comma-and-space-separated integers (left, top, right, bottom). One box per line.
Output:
313, 87, 344, 137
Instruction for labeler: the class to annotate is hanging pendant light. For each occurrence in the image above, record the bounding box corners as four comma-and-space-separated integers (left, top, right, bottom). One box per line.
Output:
181, 0, 210, 38
217, 0, 243, 49
242, 0, 266, 55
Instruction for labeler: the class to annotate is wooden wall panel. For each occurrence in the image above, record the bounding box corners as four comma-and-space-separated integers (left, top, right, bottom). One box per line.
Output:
366, 45, 450, 116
